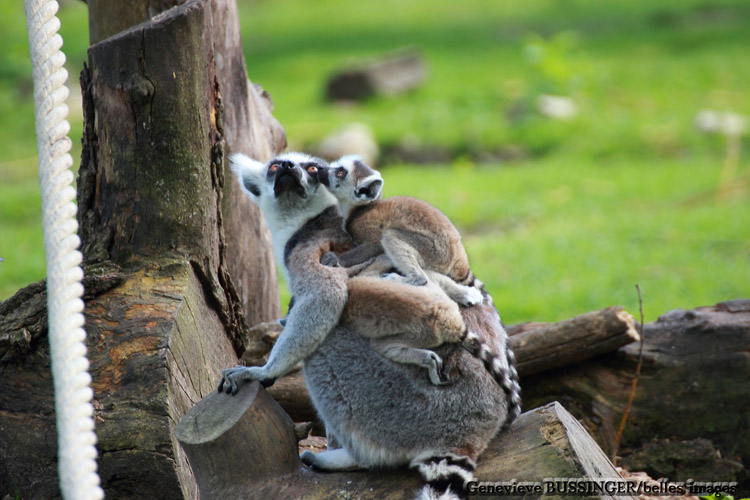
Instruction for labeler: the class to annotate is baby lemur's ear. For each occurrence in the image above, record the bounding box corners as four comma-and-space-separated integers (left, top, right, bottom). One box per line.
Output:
230, 153, 265, 200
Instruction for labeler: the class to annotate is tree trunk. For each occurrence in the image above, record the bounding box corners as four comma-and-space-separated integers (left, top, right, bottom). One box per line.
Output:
177, 382, 634, 499
0, 1, 284, 498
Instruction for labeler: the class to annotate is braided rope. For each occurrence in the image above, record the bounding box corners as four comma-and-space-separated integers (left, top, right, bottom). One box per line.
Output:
23, 1, 103, 498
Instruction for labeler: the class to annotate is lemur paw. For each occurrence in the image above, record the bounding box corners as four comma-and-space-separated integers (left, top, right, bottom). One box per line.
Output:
460, 286, 484, 307
424, 351, 451, 386
320, 251, 340, 267
462, 331, 481, 354
300, 450, 317, 467
405, 275, 429, 287
217, 365, 265, 395
383, 272, 407, 283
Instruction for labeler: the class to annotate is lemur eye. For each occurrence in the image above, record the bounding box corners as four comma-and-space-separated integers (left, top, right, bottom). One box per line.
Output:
269, 163, 279, 172
336, 168, 346, 178
307, 165, 318, 173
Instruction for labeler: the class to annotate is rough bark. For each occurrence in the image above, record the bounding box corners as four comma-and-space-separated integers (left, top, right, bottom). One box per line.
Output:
522, 300, 750, 490
177, 381, 633, 499
79, 0, 285, 336
0, 0, 285, 498
0, 261, 235, 499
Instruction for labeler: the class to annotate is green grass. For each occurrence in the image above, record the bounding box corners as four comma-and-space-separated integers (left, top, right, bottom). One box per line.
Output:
382, 158, 749, 323
1, 0, 749, 324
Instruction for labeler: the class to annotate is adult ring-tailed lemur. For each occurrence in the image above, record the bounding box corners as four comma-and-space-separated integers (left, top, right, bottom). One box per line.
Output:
219, 152, 520, 500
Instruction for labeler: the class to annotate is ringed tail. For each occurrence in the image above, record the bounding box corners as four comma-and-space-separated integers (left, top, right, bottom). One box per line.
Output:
410, 452, 475, 500
463, 331, 522, 430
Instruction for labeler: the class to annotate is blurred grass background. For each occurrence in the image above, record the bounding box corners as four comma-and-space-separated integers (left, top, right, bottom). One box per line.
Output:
0, 0, 748, 323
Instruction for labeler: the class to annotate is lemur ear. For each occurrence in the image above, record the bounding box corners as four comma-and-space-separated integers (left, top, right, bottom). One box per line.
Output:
230, 153, 265, 200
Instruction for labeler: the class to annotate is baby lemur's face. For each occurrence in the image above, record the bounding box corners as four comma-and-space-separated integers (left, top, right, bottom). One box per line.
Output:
320, 155, 384, 207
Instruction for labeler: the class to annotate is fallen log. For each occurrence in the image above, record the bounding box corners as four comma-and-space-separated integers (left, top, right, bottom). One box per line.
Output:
264, 306, 639, 423
176, 381, 634, 499
325, 49, 426, 101
506, 305, 639, 376
522, 300, 750, 490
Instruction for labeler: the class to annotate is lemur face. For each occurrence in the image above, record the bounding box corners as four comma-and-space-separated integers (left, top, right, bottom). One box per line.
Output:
320, 155, 384, 206
231, 152, 330, 207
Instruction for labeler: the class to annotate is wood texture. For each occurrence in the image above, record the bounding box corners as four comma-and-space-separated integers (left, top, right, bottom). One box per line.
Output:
0, 1, 285, 498
522, 300, 750, 489
177, 383, 633, 500
507, 306, 639, 376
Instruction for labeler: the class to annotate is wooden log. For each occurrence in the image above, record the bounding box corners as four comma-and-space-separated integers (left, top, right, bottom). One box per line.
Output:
177, 383, 634, 499
0, 261, 237, 499
78, 0, 284, 342
267, 306, 639, 423
521, 300, 750, 489
175, 381, 300, 494
507, 306, 639, 376
325, 49, 426, 101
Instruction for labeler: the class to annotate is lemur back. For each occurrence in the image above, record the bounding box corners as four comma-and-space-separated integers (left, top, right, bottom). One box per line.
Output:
348, 196, 472, 284
286, 206, 470, 386
321, 156, 521, 425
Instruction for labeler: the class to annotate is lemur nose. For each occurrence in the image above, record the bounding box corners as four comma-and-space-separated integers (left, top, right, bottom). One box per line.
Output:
275, 161, 296, 175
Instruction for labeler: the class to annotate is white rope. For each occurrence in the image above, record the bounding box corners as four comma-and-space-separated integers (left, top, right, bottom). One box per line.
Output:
23, 1, 104, 498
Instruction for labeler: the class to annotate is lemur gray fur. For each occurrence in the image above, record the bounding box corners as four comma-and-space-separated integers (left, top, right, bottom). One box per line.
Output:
318, 155, 484, 307
319, 155, 521, 428
221, 152, 471, 387
220, 152, 519, 500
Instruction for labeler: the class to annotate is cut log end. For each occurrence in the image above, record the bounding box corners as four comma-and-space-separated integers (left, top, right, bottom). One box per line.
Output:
175, 383, 262, 445
616, 307, 640, 343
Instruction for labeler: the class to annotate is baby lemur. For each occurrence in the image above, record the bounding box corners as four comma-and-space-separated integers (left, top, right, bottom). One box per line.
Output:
319, 155, 521, 426
318, 155, 483, 307
220, 152, 517, 500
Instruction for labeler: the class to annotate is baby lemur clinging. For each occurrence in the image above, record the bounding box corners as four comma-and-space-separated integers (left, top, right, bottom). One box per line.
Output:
318, 155, 483, 307
319, 155, 520, 424
222, 152, 470, 387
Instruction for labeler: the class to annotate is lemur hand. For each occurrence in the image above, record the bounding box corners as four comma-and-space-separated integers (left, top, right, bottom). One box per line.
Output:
320, 251, 341, 267
218, 366, 276, 395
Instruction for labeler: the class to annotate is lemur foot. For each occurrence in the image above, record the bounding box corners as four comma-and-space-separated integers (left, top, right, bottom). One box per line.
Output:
459, 286, 484, 307
383, 272, 407, 283
300, 448, 362, 471
461, 331, 481, 354
423, 351, 451, 386
405, 275, 429, 287
218, 366, 274, 395
320, 251, 340, 267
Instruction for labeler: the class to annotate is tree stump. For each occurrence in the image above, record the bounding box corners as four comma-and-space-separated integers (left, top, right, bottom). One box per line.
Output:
0, 0, 285, 497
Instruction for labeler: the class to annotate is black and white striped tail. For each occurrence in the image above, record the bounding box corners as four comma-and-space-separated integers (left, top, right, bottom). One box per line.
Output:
410, 452, 475, 500
463, 331, 522, 430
